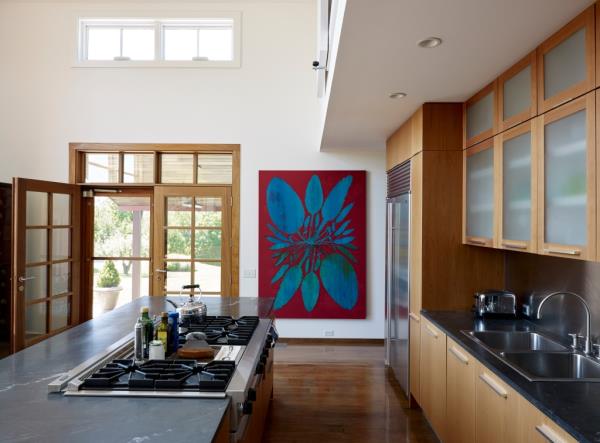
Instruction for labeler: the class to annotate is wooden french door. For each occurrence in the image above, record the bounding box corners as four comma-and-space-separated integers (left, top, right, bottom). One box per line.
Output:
12, 178, 81, 352
152, 186, 231, 297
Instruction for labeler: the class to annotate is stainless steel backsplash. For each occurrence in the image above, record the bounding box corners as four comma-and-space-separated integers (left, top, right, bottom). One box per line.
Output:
504, 251, 600, 340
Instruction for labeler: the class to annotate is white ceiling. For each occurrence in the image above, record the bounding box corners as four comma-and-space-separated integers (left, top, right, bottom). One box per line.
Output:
321, 0, 594, 150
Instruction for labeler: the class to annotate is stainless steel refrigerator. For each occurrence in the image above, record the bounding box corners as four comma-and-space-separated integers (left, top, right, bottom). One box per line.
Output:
385, 192, 410, 395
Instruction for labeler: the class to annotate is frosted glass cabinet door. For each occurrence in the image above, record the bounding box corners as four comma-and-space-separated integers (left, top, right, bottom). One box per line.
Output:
465, 83, 496, 147
540, 93, 595, 260
498, 52, 536, 131
538, 6, 594, 113
499, 122, 535, 252
464, 142, 495, 246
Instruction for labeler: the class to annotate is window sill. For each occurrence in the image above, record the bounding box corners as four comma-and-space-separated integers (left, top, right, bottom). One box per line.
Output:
72, 60, 241, 69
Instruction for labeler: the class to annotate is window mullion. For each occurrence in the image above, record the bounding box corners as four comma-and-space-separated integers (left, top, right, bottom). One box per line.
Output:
155, 21, 162, 61
196, 29, 200, 59
119, 27, 124, 58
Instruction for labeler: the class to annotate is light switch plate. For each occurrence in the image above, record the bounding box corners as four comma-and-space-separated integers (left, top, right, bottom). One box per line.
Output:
243, 269, 256, 278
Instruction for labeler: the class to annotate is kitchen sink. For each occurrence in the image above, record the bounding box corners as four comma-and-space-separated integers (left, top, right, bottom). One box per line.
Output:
462, 330, 569, 352
501, 352, 600, 381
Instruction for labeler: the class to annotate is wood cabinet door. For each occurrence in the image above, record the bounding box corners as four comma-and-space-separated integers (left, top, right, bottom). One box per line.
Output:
538, 5, 595, 113
497, 120, 538, 253
537, 92, 596, 260
464, 81, 497, 148
497, 51, 537, 132
409, 313, 421, 404
517, 396, 577, 443
463, 139, 497, 247
446, 338, 476, 443
475, 363, 519, 443
420, 318, 446, 441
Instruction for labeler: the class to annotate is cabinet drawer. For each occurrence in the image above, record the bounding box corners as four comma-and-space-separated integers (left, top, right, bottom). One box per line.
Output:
518, 396, 577, 443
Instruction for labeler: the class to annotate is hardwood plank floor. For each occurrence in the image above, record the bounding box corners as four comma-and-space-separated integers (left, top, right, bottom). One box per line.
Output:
263, 343, 438, 443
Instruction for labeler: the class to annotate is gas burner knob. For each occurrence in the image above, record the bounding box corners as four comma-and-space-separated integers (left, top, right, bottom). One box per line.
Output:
240, 401, 253, 415
256, 362, 265, 375
247, 388, 257, 402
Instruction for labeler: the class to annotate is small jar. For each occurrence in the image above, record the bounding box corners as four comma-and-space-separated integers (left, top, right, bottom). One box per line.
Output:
149, 340, 165, 360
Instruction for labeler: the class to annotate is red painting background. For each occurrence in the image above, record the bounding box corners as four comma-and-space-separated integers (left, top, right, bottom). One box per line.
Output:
258, 170, 366, 319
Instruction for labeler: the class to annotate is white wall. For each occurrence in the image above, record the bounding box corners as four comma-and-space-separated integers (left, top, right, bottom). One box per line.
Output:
0, 1, 386, 338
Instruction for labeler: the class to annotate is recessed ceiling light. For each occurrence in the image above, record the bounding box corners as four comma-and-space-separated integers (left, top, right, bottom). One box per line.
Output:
417, 37, 443, 48
389, 92, 407, 99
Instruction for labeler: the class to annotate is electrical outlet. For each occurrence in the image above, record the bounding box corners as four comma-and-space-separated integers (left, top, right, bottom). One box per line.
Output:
243, 269, 256, 278
324, 330, 335, 337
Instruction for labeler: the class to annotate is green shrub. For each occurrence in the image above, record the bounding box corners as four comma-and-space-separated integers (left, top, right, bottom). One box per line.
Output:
97, 261, 121, 288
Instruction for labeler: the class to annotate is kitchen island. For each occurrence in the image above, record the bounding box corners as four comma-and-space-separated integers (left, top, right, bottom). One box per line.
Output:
0, 296, 274, 443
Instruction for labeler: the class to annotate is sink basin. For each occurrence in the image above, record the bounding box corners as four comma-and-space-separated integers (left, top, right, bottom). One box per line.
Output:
502, 352, 600, 381
463, 330, 569, 352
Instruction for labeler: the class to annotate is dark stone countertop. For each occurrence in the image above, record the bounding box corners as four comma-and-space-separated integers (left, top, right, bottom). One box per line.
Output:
0, 296, 274, 443
422, 310, 600, 443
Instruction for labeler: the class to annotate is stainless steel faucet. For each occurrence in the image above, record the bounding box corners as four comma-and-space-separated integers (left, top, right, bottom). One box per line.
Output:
536, 291, 592, 355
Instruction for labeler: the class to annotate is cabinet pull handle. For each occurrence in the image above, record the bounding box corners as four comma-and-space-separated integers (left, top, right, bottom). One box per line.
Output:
479, 373, 508, 398
543, 248, 580, 256
449, 346, 469, 365
466, 238, 486, 245
502, 242, 527, 250
409, 312, 420, 322
425, 325, 439, 339
535, 424, 566, 443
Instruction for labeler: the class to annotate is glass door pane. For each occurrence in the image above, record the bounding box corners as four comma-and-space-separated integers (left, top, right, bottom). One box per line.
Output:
544, 109, 587, 246
154, 187, 231, 297
544, 29, 586, 100
503, 131, 532, 241
91, 195, 151, 318
466, 92, 494, 140
466, 146, 494, 239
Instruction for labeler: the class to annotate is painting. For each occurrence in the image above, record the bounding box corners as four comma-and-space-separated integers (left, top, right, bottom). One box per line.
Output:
258, 170, 366, 319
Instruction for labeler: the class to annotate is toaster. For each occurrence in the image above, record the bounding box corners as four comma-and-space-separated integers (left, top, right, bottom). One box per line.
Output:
473, 290, 517, 318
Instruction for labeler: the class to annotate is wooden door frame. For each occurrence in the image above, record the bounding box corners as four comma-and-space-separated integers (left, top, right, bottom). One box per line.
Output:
153, 185, 232, 297
12, 178, 81, 352
69, 143, 240, 303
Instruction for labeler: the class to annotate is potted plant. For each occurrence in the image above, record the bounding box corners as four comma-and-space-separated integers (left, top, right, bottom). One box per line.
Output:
94, 260, 122, 313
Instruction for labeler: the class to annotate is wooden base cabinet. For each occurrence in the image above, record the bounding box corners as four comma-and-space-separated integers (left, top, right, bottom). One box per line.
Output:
446, 338, 476, 443
474, 363, 520, 443
409, 313, 421, 404
517, 396, 577, 443
420, 318, 447, 441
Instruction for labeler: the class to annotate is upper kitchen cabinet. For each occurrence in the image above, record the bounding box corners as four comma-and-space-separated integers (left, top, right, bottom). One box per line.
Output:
538, 92, 596, 261
537, 5, 595, 114
496, 120, 537, 253
497, 52, 537, 132
387, 103, 462, 170
464, 81, 497, 148
463, 139, 496, 247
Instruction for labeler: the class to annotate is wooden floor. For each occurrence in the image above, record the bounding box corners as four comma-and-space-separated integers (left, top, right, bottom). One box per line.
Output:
263, 343, 438, 443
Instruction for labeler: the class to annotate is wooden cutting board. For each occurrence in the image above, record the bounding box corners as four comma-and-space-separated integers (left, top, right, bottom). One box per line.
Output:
177, 339, 215, 359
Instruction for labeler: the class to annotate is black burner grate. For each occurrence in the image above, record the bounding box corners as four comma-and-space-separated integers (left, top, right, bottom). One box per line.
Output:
179, 316, 259, 346
81, 359, 236, 392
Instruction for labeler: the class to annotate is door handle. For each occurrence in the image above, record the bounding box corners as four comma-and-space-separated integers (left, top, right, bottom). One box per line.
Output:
543, 248, 580, 256
502, 241, 527, 250
408, 312, 420, 322
449, 346, 469, 365
425, 325, 439, 339
479, 373, 507, 398
154, 269, 167, 273
535, 424, 566, 443
18, 276, 36, 282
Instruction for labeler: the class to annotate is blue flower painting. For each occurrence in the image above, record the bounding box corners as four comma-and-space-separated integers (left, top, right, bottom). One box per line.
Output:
259, 171, 366, 319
